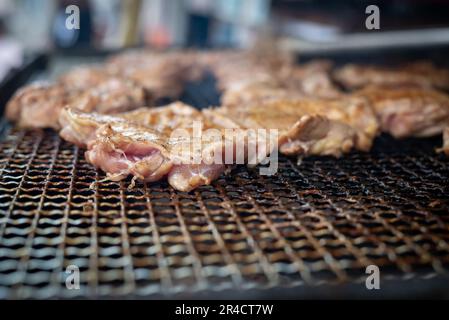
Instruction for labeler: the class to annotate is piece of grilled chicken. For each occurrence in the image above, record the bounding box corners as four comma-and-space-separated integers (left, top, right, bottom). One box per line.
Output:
59, 103, 233, 192
59, 102, 208, 147
279, 60, 342, 99
69, 77, 146, 114
86, 121, 229, 191
334, 61, 449, 90
59, 65, 113, 90
204, 96, 378, 157
6, 82, 79, 129
6, 78, 146, 130
220, 82, 304, 108
355, 85, 449, 139
105, 50, 205, 100
217, 59, 341, 107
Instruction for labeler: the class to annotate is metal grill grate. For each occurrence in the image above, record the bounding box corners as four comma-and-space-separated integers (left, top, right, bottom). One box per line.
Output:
0, 124, 448, 298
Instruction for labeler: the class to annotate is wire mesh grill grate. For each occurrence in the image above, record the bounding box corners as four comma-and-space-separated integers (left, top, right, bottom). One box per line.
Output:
0, 123, 448, 298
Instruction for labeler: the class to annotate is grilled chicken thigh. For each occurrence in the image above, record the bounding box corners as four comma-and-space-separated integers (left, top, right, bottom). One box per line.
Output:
86, 122, 173, 183
59, 104, 234, 191
5, 82, 80, 129
59, 66, 113, 90
221, 82, 304, 107
106, 50, 205, 99
86, 122, 228, 191
205, 96, 378, 157
6, 77, 146, 130
59, 102, 210, 147
218, 58, 341, 107
66, 78, 146, 114
279, 60, 342, 99
334, 61, 449, 90
117, 102, 215, 135
355, 85, 449, 138
60, 108, 129, 147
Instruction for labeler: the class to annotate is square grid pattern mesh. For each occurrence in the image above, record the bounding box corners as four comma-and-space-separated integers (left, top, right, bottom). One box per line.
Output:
0, 78, 449, 298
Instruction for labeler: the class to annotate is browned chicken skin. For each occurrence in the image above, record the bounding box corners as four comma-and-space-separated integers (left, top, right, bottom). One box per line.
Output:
59, 102, 206, 148
334, 61, 449, 90
220, 82, 304, 107
5, 82, 80, 130
279, 60, 342, 99
86, 122, 173, 183
355, 85, 449, 139
59, 104, 234, 192
213, 56, 341, 107
59, 66, 113, 90
106, 50, 206, 99
205, 96, 378, 157
67, 78, 146, 114
6, 77, 146, 130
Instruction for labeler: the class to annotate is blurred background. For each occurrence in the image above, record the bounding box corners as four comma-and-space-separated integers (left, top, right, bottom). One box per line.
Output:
1, 0, 449, 82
